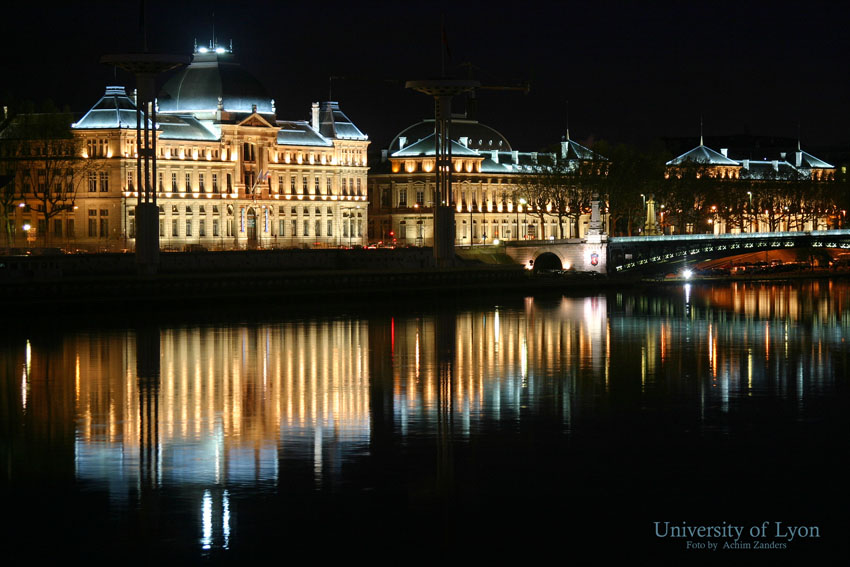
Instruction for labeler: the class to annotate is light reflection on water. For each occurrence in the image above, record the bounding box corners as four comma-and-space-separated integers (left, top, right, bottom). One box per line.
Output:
1, 281, 848, 558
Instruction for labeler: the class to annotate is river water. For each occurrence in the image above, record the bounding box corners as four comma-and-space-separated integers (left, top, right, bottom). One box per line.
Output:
1, 282, 847, 563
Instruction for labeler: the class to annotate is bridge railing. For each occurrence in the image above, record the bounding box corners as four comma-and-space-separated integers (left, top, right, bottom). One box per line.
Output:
610, 229, 850, 244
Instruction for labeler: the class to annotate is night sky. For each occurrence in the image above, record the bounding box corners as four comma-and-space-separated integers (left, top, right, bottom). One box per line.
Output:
2, 0, 848, 153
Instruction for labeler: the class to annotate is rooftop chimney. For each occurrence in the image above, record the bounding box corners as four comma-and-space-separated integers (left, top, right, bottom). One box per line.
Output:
720, 148, 728, 158
311, 102, 319, 130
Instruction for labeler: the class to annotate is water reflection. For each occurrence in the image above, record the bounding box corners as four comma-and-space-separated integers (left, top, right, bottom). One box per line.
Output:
1, 282, 847, 557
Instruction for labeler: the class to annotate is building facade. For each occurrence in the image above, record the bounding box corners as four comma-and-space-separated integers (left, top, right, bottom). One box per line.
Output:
368, 117, 606, 246
664, 139, 836, 234
1, 45, 369, 251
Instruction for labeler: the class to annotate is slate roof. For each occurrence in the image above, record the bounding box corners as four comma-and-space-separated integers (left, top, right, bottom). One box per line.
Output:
390, 118, 512, 153
276, 121, 332, 147
798, 150, 833, 169
157, 51, 274, 116
72, 86, 149, 130
666, 143, 740, 166
392, 133, 479, 157
157, 114, 219, 141
563, 137, 604, 161
318, 102, 367, 140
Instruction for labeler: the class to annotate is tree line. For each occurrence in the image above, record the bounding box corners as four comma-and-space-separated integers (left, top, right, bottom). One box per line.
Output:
514, 140, 849, 237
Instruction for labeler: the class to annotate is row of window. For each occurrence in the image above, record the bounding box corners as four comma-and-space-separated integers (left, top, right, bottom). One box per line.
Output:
141, 218, 365, 239
122, 169, 365, 195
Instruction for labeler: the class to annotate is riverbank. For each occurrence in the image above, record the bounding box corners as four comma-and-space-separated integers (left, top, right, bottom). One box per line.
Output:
0, 248, 621, 314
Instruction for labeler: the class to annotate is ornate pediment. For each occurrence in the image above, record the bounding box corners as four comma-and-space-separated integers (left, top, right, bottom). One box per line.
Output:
238, 113, 275, 128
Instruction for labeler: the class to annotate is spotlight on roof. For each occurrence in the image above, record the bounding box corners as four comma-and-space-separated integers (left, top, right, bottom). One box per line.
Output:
215, 47, 226, 54
198, 47, 209, 53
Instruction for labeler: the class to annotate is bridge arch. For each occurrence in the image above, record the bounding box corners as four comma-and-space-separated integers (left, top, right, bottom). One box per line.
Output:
533, 252, 564, 271
607, 230, 850, 275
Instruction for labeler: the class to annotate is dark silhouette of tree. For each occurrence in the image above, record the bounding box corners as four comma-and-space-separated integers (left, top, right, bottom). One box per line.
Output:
0, 102, 94, 247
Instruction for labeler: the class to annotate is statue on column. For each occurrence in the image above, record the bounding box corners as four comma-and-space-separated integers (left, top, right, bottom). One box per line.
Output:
644, 193, 661, 236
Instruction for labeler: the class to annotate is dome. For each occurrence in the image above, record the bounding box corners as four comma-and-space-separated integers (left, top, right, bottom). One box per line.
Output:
389, 118, 512, 153
157, 49, 274, 118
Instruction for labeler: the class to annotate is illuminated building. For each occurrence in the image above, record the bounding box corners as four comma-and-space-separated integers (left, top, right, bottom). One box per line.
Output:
664, 138, 836, 234
1, 43, 369, 250
368, 117, 606, 246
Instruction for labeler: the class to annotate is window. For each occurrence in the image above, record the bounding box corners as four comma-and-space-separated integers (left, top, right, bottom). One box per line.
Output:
67, 219, 74, 237
212, 173, 218, 193
129, 219, 135, 238
278, 219, 285, 236
327, 219, 333, 236
342, 178, 347, 195
127, 171, 134, 191
185, 206, 192, 215
88, 172, 97, 192
199, 219, 206, 237
159, 220, 164, 237
302, 177, 307, 193
158, 171, 163, 192
303, 220, 309, 236
99, 218, 108, 237
171, 172, 177, 191
314, 177, 320, 193
315, 220, 321, 237
185, 172, 191, 192
399, 189, 407, 207
416, 189, 424, 205
277, 175, 283, 193
213, 219, 220, 236
99, 172, 108, 192
290, 176, 296, 194
53, 219, 62, 238
172, 219, 178, 237
199, 173, 205, 192
88, 214, 97, 237
227, 173, 232, 191
291, 219, 297, 236
172, 205, 178, 215
356, 178, 361, 195
326, 178, 332, 194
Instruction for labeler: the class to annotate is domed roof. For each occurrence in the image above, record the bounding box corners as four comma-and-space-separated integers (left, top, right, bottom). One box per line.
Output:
389, 118, 511, 153
157, 48, 274, 117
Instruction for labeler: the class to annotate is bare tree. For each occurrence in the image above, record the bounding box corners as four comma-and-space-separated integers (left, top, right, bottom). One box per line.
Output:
0, 108, 93, 247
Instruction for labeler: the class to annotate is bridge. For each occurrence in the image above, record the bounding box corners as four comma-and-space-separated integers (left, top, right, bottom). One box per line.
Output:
504, 230, 850, 275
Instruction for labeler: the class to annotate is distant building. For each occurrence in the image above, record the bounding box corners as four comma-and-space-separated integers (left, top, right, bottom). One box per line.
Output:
368, 117, 605, 246
0, 44, 369, 251
664, 137, 836, 234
